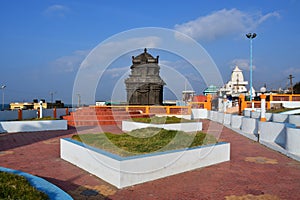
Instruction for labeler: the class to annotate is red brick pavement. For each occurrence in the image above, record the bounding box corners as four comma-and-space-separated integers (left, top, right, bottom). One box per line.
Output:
1, 121, 300, 200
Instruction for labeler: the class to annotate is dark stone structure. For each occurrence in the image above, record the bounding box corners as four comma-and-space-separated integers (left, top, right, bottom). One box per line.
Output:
125, 48, 165, 105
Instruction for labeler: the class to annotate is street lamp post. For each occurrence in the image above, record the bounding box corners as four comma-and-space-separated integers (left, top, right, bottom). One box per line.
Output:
1, 85, 6, 111
246, 33, 257, 111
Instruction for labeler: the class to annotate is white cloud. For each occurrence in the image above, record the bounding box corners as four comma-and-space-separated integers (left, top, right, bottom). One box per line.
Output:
43, 4, 70, 17
230, 58, 256, 71
80, 36, 161, 69
50, 50, 90, 73
105, 67, 130, 78
174, 8, 280, 41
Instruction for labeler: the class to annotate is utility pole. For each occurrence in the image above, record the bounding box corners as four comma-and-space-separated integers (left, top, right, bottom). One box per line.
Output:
49, 91, 57, 108
289, 74, 294, 94
77, 94, 81, 108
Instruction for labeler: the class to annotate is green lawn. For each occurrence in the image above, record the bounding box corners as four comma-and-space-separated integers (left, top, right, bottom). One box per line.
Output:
267, 108, 300, 113
72, 127, 217, 157
131, 116, 196, 124
0, 172, 49, 200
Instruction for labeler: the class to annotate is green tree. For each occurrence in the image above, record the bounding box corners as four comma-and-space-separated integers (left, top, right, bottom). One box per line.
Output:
293, 81, 300, 94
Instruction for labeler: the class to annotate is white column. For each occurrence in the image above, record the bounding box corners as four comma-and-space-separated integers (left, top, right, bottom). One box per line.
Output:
39, 101, 43, 119
260, 94, 266, 122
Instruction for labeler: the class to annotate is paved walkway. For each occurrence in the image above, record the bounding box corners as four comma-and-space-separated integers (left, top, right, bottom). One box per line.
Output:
1, 120, 300, 200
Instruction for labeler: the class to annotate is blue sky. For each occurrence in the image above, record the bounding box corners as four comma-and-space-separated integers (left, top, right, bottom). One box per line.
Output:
0, 0, 299, 104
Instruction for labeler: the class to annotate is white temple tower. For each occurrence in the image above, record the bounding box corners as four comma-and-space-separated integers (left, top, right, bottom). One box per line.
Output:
220, 66, 248, 97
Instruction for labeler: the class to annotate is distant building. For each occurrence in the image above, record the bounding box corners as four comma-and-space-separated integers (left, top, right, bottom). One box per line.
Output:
203, 85, 218, 96
10, 99, 64, 110
219, 66, 248, 97
10, 102, 34, 110
182, 90, 195, 103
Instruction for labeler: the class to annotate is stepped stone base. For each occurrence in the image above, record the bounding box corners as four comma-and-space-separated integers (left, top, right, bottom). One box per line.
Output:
63, 107, 152, 127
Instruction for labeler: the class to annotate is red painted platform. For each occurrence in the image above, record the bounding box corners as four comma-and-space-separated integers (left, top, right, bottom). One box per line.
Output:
63, 107, 152, 126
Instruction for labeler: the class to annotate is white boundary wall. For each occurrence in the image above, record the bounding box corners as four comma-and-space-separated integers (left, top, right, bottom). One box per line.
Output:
191, 109, 208, 119
241, 118, 258, 135
288, 115, 300, 127
61, 138, 230, 189
0, 120, 67, 133
272, 113, 289, 123
223, 114, 231, 125
122, 121, 202, 132
286, 128, 300, 155
259, 122, 286, 146
206, 109, 300, 161
230, 115, 244, 129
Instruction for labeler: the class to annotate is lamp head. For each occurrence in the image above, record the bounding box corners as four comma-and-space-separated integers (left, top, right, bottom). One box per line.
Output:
246, 33, 257, 39
1, 85, 6, 89
246, 33, 252, 38
260, 86, 266, 94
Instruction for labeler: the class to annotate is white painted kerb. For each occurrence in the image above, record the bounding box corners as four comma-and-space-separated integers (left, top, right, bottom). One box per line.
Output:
61, 138, 230, 189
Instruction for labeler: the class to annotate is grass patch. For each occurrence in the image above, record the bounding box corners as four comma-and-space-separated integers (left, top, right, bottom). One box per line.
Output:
0, 171, 49, 200
72, 127, 217, 157
27, 116, 57, 121
267, 108, 300, 113
131, 116, 196, 124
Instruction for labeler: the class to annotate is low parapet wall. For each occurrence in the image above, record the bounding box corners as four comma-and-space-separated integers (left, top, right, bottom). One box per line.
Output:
241, 118, 258, 135
259, 122, 286, 146
259, 122, 299, 160
0, 108, 70, 121
250, 111, 260, 119
288, 115, 300, 127
202, 108, 300, 161
191, 109, 208, 119
217, 112, 224, 124
223, 114, 231, 125
286, 128, 300, 155
272, 113, 289, 123
231, 115, 244, 129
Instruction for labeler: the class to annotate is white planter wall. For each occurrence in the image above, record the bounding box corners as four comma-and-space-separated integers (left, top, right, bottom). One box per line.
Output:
191, 109, 208, 119
122, 121, 202, 132
0, 120, 67, 133
61, 138, 230, 189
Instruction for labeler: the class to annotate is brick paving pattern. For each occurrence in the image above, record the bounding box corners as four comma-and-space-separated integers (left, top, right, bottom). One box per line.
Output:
1, 120, 300, 200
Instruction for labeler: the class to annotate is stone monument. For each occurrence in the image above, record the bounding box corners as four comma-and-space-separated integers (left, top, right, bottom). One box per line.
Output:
125, 48, 165, 105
